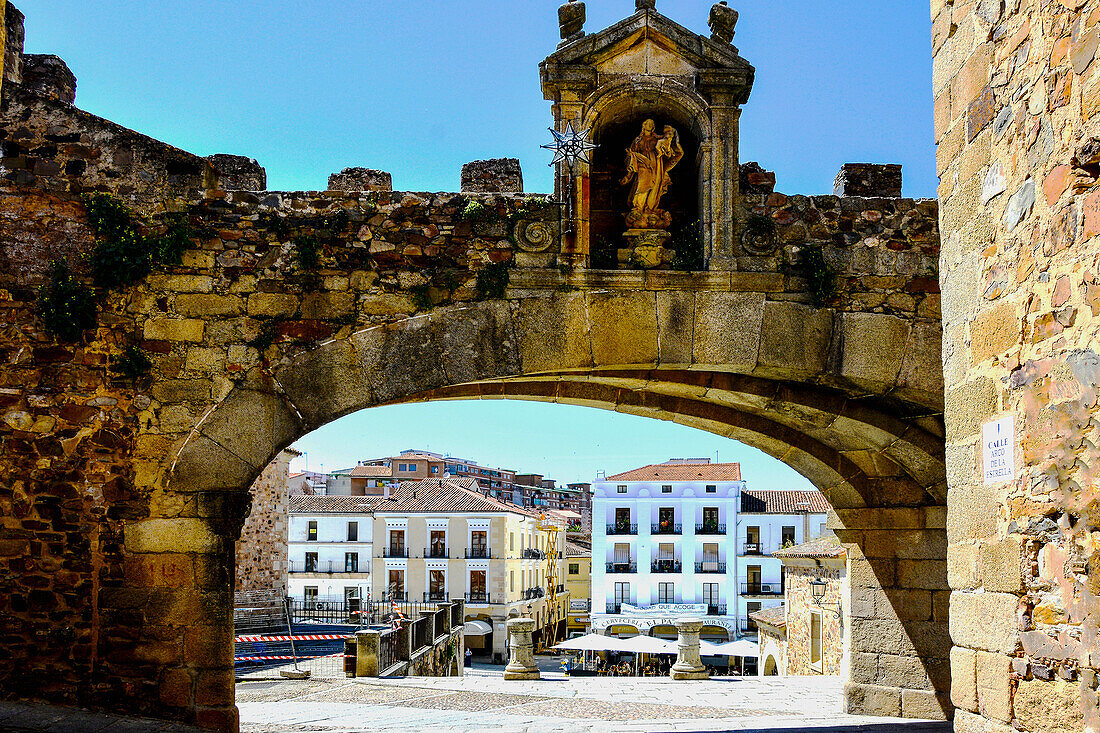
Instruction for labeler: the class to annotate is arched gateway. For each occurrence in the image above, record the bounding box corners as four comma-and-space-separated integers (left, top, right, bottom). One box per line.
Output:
0, 1, 949, 730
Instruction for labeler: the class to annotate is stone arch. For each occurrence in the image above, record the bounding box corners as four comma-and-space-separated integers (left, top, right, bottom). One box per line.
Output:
581, 80, 713, 146
763, 654, 779, 676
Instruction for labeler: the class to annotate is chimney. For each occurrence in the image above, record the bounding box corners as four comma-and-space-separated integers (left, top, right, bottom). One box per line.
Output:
383, 483, 390, 500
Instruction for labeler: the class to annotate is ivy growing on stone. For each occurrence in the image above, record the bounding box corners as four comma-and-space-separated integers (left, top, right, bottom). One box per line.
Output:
82, 193, 195, 288
798, 244, 838, 307
461, 200, 491, 223
670, 218, 704, 271
110, 345, 153, 381
475, 261, 511, 300
37, 261, 97, 342
409, 284, 434, 312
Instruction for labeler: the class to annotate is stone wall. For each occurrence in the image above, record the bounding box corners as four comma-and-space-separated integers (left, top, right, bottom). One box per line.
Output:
782, 564, 845, 676
933, 1, 1100, 731
234, 449, 292, 597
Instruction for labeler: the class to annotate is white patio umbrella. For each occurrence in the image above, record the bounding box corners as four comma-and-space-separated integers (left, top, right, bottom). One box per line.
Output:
697, 638, 723, 656
711, 639, 760, 657
551, 633, 632, 652
617, 634, 677, 654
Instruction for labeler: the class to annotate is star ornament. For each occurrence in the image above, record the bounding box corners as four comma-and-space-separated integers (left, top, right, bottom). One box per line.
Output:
541, 122, 597, 170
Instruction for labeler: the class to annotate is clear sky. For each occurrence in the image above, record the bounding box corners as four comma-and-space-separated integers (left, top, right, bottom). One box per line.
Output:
16, 1, 936, 488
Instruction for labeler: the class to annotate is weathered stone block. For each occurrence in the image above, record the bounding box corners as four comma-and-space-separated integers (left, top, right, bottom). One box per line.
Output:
587, 291, 658, 366
757, 300, 832, 377
834, 163, 903, 197
460, 158, 523, 193
692, 291, 764, 370
174, 294, 244, 318
20, 54, 75, 104
949, 591, 1018, 654
951, 644, 978, 712
513, 292, 593, 373
206, 154, 266, 190
975, 650, 1012, 723
327, 167, 392, 192
655, 290, 694, 365
835, 312, 910, 391
948, 542, 981, 590
979, 535, 1026, 593
1014, 678, 1084, 733
247, 293, 299, 317
844, 682, 902, 717
125, 518, 221, 554
143, 318, 205, 343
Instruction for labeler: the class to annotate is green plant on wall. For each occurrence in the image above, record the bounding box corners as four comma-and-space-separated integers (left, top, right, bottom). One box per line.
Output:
110, 345, 152, 381
475, 261, 511, 300
294, 234, 320, 271
669, 218, 704, 271
83, 194, 197, 288
409, 284, 434, 313
461, 200, 491, 223
37, 261, 97, 342
798, 244, 838, 307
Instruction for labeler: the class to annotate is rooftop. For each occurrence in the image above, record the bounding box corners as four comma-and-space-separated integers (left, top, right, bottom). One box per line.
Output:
371, 479, 544, 519
773, 532, 846, 559
606, 461, 742, 482
350, 465, 392, 477
750, 606, 787, 630
290, 495, 379, 514
740, 490, 830, 514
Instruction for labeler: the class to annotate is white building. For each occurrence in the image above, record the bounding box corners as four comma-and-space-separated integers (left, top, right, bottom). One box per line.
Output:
287, 495, 375, 607
590, 459, 829, 642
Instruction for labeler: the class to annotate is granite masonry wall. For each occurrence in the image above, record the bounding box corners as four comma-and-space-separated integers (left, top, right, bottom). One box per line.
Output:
783, 564, 846, 677
234, 449, 292, 598
933, 0, 1100, 731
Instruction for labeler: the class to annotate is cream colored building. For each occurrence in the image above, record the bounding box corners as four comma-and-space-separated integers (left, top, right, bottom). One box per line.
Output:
565, 535, 592, 637
370, 478, 569, 661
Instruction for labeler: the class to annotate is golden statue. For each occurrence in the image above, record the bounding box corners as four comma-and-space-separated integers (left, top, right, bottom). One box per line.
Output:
621, 119, 683, 230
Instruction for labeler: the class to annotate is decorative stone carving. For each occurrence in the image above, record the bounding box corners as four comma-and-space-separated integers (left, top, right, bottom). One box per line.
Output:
670, 617, 709, 680
558, 1, 586, 43
740, 215, 778, 255
636, 0, 656, 10
708, 2, 738, 45
503, 618, 540, 679
514, 220, 555, 253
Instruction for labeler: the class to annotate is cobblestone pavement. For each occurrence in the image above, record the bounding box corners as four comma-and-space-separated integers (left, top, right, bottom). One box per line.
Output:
236, 666, 953, 733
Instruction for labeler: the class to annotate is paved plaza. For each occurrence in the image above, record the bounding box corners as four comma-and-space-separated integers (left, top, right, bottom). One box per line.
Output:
236, 662, 952, 733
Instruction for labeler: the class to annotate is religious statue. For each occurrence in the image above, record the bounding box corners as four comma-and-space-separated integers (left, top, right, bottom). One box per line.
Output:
621, 119, 683, 230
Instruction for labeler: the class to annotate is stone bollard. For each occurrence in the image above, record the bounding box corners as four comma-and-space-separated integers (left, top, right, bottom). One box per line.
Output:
356, 629, 380, 677
670, 617, 709, 680
503, 618, 540, 679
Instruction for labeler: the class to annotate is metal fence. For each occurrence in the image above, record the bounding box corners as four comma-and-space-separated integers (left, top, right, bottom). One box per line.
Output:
288, 599, 434, 625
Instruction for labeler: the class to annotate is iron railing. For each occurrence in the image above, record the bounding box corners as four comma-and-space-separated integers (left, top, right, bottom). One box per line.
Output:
292, 559, 369, 574
423, 591, 448, 603
742, 542, 762, 555
606, 561, 637, 573
378, 624, 404, 673
695, 561, 727, 573
706, 604, 727, 615
383, 547, 409, 558
606, 523, 638, 535
651, 523, 681, 535
740, 582, 783, 595
466, 548, 491, 559
465, 591, 492, 604
428, 546, 449, 559
695, 523, 726, 535
521, 548, 546, 559
651, 559, 682, 573
741, 620, 758, 633
606, 602, 622, 613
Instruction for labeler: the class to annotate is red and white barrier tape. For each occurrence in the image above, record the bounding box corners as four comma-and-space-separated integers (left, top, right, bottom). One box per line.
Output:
233, 634, 351, 643
234, 653, 350, 662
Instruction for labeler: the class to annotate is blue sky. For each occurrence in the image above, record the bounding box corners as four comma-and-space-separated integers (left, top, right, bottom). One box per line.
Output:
17, 1, 936, 487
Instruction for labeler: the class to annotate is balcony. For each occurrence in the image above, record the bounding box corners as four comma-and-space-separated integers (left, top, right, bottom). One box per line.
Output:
381, 592, 408, 602
522, 587, 545, 600
651, 522, 681, 535
741, 620, 758, 633
427, 546, 449, 559
383, 547, 409, 558
291, 560, 367, 574
742, 542, 762, 555
740, 582, 783, 595
465, 591, 493, 604
695, 561, 727, 574
651, 559, 682, 573
606, 602, 622, 613
606, 561, 637, 574
695, 523, 726, 535
705, 604, 727, 616
465, 548, 491, 559
423, 591, 448, 602
606, 523, 638, 536
522, 548, 546, 559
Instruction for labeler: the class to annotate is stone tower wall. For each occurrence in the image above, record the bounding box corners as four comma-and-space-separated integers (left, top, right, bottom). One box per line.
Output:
933, 1, 1099, 731
234, 449, 293, 598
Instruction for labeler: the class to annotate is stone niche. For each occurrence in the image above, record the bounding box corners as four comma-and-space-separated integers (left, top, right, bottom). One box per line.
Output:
540, 1, 754, 269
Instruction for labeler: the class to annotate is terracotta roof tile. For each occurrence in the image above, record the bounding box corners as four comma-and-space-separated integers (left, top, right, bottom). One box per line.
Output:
773, 532, 846, 559
750, 606, 787, 629
740, 490, 830, 514
371, 479, 543, 518
350, 465, 392, 477
290, 495, 379, 514
566, 539, 591, 557
606, 462, 742, 482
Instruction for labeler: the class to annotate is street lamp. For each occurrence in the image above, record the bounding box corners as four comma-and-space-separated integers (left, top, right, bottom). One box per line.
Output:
809, 577, 842, 620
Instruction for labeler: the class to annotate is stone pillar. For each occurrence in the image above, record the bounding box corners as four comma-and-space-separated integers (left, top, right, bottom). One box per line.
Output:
697, 79, 744, 269
670, 617, 708, 680
503, 618, 540, 679
207, 154, 267, 191
355, 630, 379, 677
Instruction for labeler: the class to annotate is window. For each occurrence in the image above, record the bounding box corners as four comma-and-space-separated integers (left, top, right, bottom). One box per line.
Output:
397, 463, 405, 471
614, 582, 630, 606
345, 552, 358, 573
782, 526, 796, 546
705, 484, 717, 493
703, 507, 719, 532
510, 533, 514, 551
658, 543, 674, 560
307, 520, 317, 541
431, 466, 439, 474
810, 611, 823, 667
304, 586, 318, 603
658, 582, 675, 603
657, 507, 675, 531
389, 529, 405, 556
661, 484, 672, 494
747, 601, 761, 631
408, 463, 417, 471
703, 582, 719, 606
344, 586, 360, 611
703, 543, 719, 571
510, 570, 514, 592
745, 525, 760, 553
305, 552, 318, 572
387, 569, 404, 599
747, 565, 762, 594
428, 569, 446, 601
471, 530, 488, 558
469, 570, 486, 601
614, 542, 630, 566
616, 484, 627, 493
429, 530, 447, 558
347, 521, 358, 542
568, 563, 579, 575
